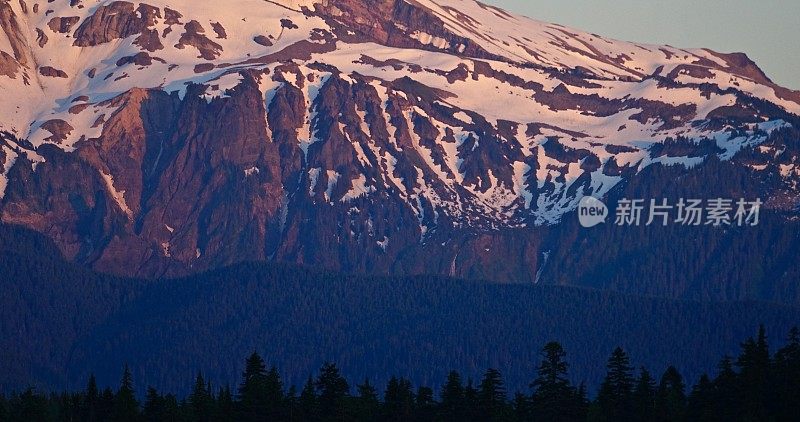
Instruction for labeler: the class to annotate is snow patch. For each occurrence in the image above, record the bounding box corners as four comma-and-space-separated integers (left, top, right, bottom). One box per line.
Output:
100, 171, 132, 218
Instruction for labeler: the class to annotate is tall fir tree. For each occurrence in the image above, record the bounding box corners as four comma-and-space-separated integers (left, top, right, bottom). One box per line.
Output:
686, 374, 713, 422
82, 374, 99, 422
478, 368, 509, 422
597, 347, 635, 422
632, 367, 656, 422
383, 377, 414, 422
112, 364, 139, 422
264, 365, 286, 420
773, 327, 800, 420
0, 393, 7, 422
709, 356, 740, 421
285, 385, 299, 422
238, 352, 269, 421
736, 325, 771, 420
511, 392, 532, 422
298, 376, 319, 422
530, 341, 583, 422
143, 386, 166, 422
14, 389, 49, 422
98, 387, 116, 420
354, 378, 380, 422
315, 362, 350, 422
216, 385, 235, 422
439, 371, 465, 422
415, 386, 437, 422
463, 378, 479, 422
654, 366, 686, 422
189, 372, 214, 421
162, 394, 182, 420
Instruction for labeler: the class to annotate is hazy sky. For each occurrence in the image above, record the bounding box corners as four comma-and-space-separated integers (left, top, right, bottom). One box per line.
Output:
487, 0, 800, 89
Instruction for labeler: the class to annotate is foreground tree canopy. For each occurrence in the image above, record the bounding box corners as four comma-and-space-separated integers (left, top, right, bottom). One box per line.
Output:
1, 326, 798, 422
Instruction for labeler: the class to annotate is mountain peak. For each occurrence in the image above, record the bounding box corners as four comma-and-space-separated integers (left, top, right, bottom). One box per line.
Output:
0, 0, 798, 278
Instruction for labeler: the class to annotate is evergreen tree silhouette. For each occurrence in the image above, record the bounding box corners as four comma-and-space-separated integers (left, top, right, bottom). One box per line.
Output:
238, 352, 269, 421
597, 347, 635, 422
511, 392, 532, 422
143, 386, 165, 422
298, 376, 319, 422
5, 327, 800, 422
113, 364, 139, 422
439, 370, 465, 422
463, 378, 479, 421
15, 389, 49, 421
531, 341, 582, 421
709, 356, 740, 421
189, 372, 214, 421
383, 376, 414, 421
686, 374, 713, 421
355, 378, 380, 422
285, 385, 299, 422
736, 325, 771, 420
478, 368, 509, 421
0, 393, 7, 422
265, 365, 286, 420
215, 386, 234, 421
415, 386, 437, 422
315, 362, 350, 421
632, 367, 656, 422
654, 366, 686, 421
82, 374, 99, 422
98, 387, 115, 420
774, 327, 800, 420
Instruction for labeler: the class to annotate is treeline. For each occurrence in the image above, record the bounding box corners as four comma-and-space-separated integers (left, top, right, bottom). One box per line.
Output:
2, 326, 798, 422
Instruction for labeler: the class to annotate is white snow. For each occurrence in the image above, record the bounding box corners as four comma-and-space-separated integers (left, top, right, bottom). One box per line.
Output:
341, 174, 375, 202
376, 236, 389, 251
0, 0, 795, 230
324, 170, 340, 202
0, 146, 18, 200
100, 171, 132, 218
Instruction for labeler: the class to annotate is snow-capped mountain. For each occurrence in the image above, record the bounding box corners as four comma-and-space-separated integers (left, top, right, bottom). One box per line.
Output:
1, 0, 799, 293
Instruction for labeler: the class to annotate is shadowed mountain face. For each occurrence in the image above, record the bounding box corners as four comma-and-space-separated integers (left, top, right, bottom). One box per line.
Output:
0, 0, 798, 301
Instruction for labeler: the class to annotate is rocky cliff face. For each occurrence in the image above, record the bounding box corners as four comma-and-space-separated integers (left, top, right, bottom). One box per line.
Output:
0, 0, 799, 301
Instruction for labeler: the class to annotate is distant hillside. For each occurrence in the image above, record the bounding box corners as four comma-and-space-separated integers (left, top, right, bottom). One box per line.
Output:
1, 224, 798, 396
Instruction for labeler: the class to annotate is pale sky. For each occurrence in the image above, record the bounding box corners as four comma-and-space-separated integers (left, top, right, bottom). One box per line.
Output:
487, 0, 800, 90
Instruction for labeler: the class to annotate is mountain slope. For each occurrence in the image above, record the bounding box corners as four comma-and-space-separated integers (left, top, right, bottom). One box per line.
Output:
2, 224, 799, 395
0, 0, 798, 295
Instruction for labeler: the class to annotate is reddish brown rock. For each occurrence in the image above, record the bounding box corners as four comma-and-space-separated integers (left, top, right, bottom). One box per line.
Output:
39, 65, 68, 78
312, 0, 503, 62
35, 28, 48, 47
0, 50, 18, 77
210, 22, 226, 39
0, 0, 30, 66
193, 63, 214, 73
47, 16, 80, 33
175, 20, 222, 60
134, 28, 164, 52
72, 2, 159, 47
253, 35, 273, 47
68, 103, 90, 114
39, 119, 74, 143
116, 52, 164, 67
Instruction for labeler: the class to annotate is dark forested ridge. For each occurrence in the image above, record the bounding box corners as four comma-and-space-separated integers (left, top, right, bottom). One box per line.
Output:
2, 326, 799, 421
2, 223, 799, 402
